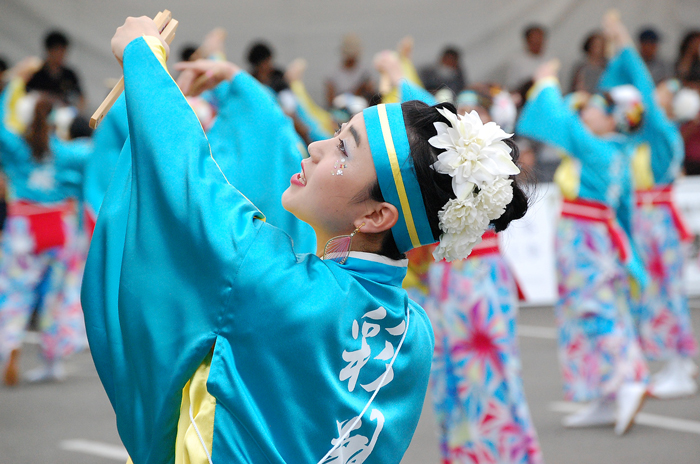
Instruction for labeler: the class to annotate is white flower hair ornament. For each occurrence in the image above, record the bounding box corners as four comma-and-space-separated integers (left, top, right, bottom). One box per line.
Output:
429, 108, 520, 261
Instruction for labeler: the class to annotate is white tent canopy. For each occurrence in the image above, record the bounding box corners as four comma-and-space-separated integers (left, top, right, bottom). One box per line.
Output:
1, 0, 699, 111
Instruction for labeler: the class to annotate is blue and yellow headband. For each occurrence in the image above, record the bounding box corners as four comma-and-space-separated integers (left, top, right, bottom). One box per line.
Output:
362, 103, 436, 253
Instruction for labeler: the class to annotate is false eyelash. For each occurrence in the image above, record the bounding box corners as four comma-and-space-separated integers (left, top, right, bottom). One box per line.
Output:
334, 123, 343, 136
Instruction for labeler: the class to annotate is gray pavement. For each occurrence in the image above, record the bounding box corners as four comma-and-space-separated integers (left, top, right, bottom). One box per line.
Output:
2, 303, 700, 463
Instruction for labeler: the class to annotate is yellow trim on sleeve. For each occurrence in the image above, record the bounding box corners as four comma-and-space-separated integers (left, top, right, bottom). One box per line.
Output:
142, 36, 168, 70
526, 77, 559, 100
290, 80, 336, 135
175, 350, 217, 464
377, 104, 420, 248
5, 78, 28, 134
553, 154, 581, 201
631, 142, 654, 190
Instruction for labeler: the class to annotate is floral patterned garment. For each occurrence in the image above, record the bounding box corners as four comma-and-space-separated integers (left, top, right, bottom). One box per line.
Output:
555, 216, 649, 402
421, 255, 543, 464
0, 213, 87, 366
631, 203, 698, 361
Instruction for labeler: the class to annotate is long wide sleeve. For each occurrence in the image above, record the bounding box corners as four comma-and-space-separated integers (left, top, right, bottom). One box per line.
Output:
206, 72, 317, 254
81, 37, 265, 463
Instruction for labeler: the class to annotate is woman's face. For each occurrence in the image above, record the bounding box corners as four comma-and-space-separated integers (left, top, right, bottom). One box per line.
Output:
588, 36, 605, 61
581, 104, 615, 135
282, 111, 378, 238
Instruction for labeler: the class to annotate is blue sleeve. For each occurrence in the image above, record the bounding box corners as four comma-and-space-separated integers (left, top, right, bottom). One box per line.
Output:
600, 46, 684, 184
399, 79, 436, 105
206, 71, 317, 254
516, 81, 599, 162
82, 37, 267, 458
83, 94, 128, 216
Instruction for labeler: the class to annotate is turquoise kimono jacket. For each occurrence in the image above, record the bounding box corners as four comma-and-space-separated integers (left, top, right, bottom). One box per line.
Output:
0, 86, 90, 204
81, 37, 434, 464
516, 78, 648, 285
599, 45, 684, 186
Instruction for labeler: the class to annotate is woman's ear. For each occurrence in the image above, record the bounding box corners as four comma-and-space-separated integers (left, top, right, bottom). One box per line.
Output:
356, 202, 399, 233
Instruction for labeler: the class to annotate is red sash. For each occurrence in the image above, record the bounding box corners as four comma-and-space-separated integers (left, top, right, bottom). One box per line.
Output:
560, 198, 632, 263
8, 200, 74, 253
636, 185, 693, 242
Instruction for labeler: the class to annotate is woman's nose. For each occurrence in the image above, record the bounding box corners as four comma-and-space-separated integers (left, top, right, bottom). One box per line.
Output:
307, 140, 323, 162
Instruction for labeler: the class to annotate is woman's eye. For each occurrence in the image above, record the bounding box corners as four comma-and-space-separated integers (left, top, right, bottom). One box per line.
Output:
338, 139, 347, 155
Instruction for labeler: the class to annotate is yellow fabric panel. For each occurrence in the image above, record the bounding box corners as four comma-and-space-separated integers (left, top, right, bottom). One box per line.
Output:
5, 78, 28, 134
382, 88, 400, 104
631, 142, 654, 190
553, 154, 581, 200
400, 56, 422, 87
175, 350, 217, 464
290, 80, 336, 135
382, 56, 423, 104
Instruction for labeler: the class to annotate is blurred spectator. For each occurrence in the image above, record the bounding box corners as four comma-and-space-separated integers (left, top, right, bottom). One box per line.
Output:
246, 41, 287, 93
325, 34, 373, 108
570, 31, 606, 93
26, 30, 84, 110
419, 46, 467, 95
638, 27, 672, 84
682, 116, 700, 175
506, 24, 550, 90
0, 56, 8, 93
676, 30, 700, 89
179, 44, 199, 63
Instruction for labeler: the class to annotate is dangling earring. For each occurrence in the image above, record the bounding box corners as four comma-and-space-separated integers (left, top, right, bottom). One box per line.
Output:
323, 223, 365, 265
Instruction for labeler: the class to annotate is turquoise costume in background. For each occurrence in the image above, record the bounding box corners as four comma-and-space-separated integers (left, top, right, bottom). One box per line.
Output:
516, 80, 647, 284
206, 72, 316, 253
82, 37, 434, 464
399, 79, 436, 106
295, 96, 334, 142
83, 94, 128, 222
599, 46, 684, 184
599, 46, 698, 362
516, 78, 650, 402
0, 86, 91, 204
0, 82, 91, 372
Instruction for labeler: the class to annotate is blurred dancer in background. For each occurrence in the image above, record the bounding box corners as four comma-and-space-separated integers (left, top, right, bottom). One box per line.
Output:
0, 58, 90, 385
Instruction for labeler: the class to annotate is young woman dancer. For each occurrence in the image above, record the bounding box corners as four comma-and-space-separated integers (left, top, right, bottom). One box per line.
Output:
599, 15, 698, 399
516, 43, 650, 434
0, 62, 91, 385
378, 51, 541, 463
81, 17, 527, 464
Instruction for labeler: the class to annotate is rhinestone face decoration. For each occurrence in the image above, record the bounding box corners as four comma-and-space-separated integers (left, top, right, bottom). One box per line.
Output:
332, 158, 347, 176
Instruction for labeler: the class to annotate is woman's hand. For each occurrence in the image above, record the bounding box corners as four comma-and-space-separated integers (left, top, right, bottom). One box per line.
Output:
374, 50, 403, 88
534, 59, 560, 82
174, 59, 239, 96
111, 16, 169, 65
284, 58, 307, 84
6, 56, 42, 83
602, 10, 633, 52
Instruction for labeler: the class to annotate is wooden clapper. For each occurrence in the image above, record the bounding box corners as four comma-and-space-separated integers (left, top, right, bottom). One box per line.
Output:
89, 10, 179, 129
